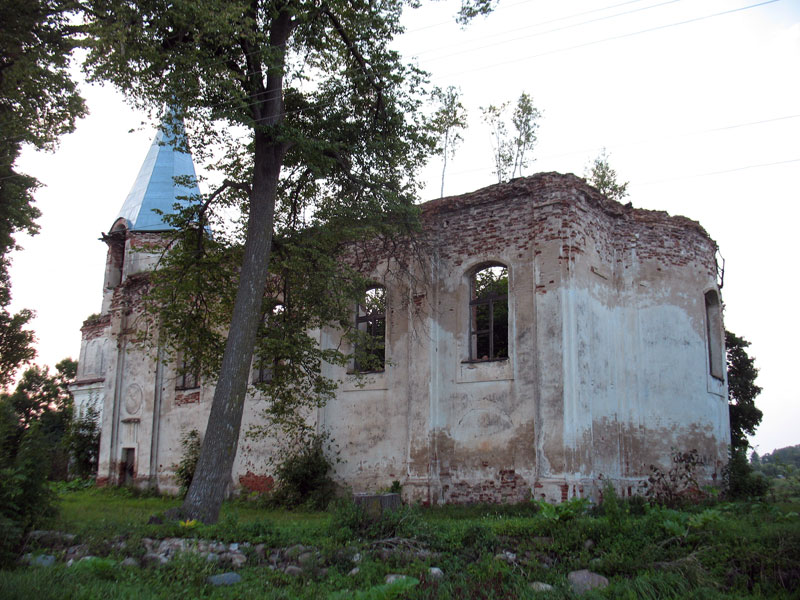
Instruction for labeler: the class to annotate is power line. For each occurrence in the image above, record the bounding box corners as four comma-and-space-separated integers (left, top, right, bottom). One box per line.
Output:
438, 0, 782, 81
636, 157, 800, 186
416, 0, 682, 62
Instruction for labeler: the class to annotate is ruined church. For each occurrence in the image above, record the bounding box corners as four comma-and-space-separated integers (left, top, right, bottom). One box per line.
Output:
71, 123, 730, 504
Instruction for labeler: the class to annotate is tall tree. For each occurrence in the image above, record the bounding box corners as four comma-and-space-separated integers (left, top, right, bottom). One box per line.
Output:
84, 0, 492, 523
726, 330, 763, 452
432, 86, 467, 198
0, 1, 86, 385
481, 91, 540, 183
585, 148, 629, 202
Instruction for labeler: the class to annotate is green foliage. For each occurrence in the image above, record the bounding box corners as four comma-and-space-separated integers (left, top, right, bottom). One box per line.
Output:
0, 1, 87, 386
432, 86, 468, 197
760, 444, 800, 469
585, 147, 629, 202
67, 404, 101, 479
481, 92, 541, 183
328, 499, 425, 543
458, 523, 498, 557
726, 330, 763, 452
329, 576, 419, 600
174, 429, 202, 496
601, 480, 624, 526
268, 433, 337, 510
533, 496, 590, 523
2, 485, 798, 599
724, 448, 770, 500
0, 422, 56, 565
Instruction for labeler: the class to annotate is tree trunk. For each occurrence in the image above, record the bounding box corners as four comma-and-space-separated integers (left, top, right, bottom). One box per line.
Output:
181, 133, 280, 523
181, 8, 293, 524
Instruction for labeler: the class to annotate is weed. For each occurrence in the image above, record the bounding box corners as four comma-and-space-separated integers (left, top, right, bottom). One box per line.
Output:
174, 428, 201, 496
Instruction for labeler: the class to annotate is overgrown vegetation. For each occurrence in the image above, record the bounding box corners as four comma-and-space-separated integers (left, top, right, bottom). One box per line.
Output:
263, 432, 338, 510
174, 429, 202, 497
1, 485, 798, 599
0, 357, 103, 565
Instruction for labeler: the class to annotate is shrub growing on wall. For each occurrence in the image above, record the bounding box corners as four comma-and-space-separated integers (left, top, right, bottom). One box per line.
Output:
175, 429, 202, 497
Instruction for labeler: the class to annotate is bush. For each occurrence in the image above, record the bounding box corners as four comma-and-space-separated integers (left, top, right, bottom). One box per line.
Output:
0, 419, 57, 566
724, 448, 770, 500
268, 432, 337, 510
68, 404, 101, 479
174, 429, 201, 496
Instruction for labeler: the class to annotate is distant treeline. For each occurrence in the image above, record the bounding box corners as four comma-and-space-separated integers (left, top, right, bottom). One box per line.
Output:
751, 444, 800, 478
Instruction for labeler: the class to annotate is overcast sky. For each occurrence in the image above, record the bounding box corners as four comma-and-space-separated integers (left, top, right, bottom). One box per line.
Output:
10, 0, 800, 454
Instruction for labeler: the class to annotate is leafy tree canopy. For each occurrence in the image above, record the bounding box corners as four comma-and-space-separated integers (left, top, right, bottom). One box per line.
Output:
83, 0, 494, 522
585, 148, 629, 202
481, 92, 541, 183
0, 0, 87, 384
726, 330, 763, 452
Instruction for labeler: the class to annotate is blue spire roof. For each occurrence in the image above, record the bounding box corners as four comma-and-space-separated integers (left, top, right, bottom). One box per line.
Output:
114, 119, 202, 232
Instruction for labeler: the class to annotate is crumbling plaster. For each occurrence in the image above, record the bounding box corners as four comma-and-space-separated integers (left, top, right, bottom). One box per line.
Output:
83, 173, 729, 503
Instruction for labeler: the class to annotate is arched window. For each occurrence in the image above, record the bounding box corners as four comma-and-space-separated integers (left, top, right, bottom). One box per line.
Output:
253, 303, 285, 384
705, 290, 724, 380
355, 286, 386, 373
469, 264, 509, 361
103, 219, 127, 288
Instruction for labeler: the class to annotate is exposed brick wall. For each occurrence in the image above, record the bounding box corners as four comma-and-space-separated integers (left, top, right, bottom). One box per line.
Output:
81, 314, 111, 340
419, 173, 716, 278
443, 469, 531, 504
239, 472, 274, 493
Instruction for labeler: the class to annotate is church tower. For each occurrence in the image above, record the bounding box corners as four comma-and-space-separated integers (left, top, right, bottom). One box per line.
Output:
71, 117, 201, 486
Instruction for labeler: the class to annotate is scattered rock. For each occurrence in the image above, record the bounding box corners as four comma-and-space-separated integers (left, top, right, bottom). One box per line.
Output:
121, 557, 139, 568
495, 551, 517, 563
254, 544, 266, 559
285, 544, 305, 558
348, 567, 360, 576
206, 553, 219, 563
269, 552, 281, 565
207, 572, 241, 586
229, 543, 239, 551
297, 551, 315, 566
141, 552, 169, 567
221, 551, 247, 568
568, 569, 609, 595
29, 554, 56, 567
583, 539, 595, 551
529, 581, 554, 592
428, 567, 444, 579
385, 574, 410, 584
352, 552, 362, 563
284, 565, 304, 577
64, 544, 89, 562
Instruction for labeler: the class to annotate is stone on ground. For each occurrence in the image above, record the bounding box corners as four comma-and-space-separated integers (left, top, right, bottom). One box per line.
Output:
530, 581, 554, 592
207, 572, 241, 586
568, 569, 609, 594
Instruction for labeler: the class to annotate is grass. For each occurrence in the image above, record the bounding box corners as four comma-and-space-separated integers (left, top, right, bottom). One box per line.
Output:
1, 488, 799, 599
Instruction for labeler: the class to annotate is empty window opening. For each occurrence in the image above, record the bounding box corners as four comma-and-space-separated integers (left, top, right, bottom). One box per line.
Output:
469, 264, 509, 361
705, 290, 724, 380
355, 286, 386, 373
176, 355, 199, 390
121, 447, 135, 485
102, 222, 127, 288
253, 303, 285, 384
